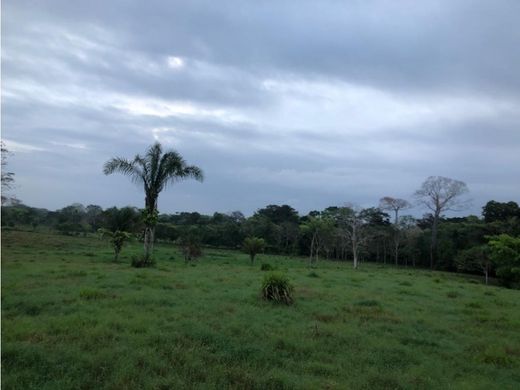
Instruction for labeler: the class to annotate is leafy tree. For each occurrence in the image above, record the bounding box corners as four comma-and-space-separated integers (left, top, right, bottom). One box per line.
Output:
255, 204, 299, 224
487, 234, 520, 288
482, 200, 520, 223
98, 228, 132, 261
103, 207, 142, 233
414, 176, 469, 269
455, 245, 492, 284
379, 197, 412, 265
301, 216, 334, 266
85, 205, 104, 231
103, 142, 203, 264
243, 237, 266, 264
338, 205, 371, 269
379, 197, 412, 224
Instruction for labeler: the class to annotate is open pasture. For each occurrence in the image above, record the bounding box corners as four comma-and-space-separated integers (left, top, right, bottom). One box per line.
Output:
2, 230, 520, 389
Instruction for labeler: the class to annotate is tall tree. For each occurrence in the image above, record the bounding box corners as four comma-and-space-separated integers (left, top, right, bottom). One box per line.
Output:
338, 205, 370, 269
379, 197, 411, 224
1, 141, 15, 205
301, 216, 334, 266
379, 197, 411, 265
414, 176, 469, 269
103, 143, 203, 264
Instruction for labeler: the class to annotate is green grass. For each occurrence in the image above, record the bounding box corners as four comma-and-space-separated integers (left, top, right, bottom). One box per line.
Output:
2, 230, 520, 389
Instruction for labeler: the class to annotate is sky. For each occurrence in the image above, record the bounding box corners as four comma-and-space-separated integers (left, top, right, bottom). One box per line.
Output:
2, 0, 520, 216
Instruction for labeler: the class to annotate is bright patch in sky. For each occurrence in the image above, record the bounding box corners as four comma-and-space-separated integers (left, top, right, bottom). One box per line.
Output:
167, 56, 184, 69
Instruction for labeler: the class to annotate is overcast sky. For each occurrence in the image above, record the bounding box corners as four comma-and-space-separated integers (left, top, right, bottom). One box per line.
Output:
2, 0, 519, 216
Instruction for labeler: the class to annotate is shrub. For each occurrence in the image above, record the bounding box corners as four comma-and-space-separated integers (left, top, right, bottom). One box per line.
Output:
261, 273, 293, 305
260, 263, 274, 271
98, 228, 131, 261
488, 234, 520, 288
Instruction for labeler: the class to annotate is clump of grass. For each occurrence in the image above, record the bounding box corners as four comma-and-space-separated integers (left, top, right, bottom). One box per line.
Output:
260, 263, 274, 271
68, 270, 88, 277
354, 299, 381, 307
79, 289, 107, 300
477, 346, 513, 367
131, 254, 155, 268
24, 305, 41, 316
465, 302, 482, 309
261, 272, 293, 305
447, 291, 459, 298
434, 278, 442, 283
307, 271, 319, 278
399, 280, 412, 286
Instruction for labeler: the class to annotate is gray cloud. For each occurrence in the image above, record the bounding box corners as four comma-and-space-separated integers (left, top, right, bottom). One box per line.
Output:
2, 0, 520, 216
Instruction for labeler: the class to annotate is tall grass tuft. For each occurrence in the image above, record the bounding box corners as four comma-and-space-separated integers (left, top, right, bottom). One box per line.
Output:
261, 272, 294, 305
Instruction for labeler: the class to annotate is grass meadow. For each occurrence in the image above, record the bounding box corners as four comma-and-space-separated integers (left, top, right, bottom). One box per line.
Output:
2, 230, 520, 389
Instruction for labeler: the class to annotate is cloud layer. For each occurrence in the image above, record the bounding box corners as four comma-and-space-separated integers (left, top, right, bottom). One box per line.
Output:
2, 0, 520, 215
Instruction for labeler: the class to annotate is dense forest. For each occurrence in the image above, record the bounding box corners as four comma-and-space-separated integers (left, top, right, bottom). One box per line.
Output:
3, 199, 520, 285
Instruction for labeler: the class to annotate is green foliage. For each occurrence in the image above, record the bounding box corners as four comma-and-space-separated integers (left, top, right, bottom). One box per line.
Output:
243, 237, 266, 264
142, 209, 159, 227
455, 245, 492, 283
488, 234, 520, 288
483, 200, 520, 223
261, 272, 294, 304
98, 228, 131, 261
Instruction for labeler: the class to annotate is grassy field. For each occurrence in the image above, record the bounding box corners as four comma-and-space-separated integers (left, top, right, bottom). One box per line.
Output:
2, 230, 520, 389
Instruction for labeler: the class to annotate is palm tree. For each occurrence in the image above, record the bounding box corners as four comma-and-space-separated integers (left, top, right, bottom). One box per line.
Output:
243, 237, 266, 264
103, 142, 203, 264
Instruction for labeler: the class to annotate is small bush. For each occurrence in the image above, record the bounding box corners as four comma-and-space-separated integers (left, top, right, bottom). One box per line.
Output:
307, 271, 320, 278
260, 263, 274, 271
261, 273, 293, 305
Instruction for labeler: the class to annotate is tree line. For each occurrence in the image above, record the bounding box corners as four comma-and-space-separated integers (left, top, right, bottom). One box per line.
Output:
2, 199, 520, 281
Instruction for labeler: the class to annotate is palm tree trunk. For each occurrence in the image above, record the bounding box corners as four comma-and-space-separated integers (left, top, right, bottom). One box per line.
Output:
144, 226, 154, 260
143, 195, 158, 262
